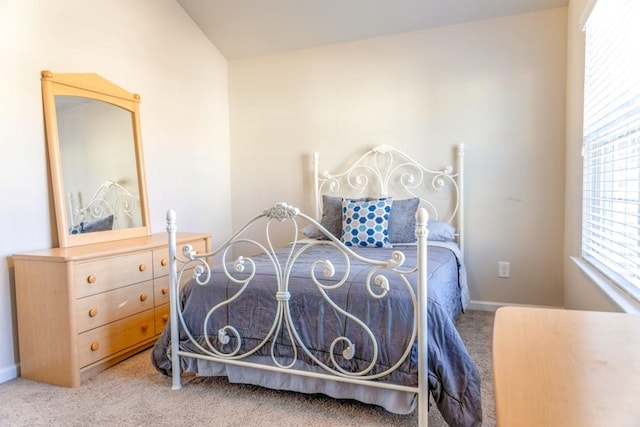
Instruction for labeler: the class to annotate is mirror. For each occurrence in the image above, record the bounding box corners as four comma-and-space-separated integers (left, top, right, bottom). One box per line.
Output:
41, 70, 151, 247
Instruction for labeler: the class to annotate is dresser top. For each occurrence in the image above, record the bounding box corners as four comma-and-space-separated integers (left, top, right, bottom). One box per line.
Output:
13, 232, 210, 262
493, 306, 640, 426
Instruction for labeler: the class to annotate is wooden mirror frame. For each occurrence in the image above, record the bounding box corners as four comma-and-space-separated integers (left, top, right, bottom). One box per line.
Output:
41, 70, 151, 247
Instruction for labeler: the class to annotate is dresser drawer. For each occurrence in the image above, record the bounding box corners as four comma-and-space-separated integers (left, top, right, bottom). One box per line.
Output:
78, 309, 155, 368
74, 252, 153, 298
153, 268, 198, 306
154, 276, 171, 306
154, 303, 170, 334
76, 280, 154, 333
153, 239, 208, 278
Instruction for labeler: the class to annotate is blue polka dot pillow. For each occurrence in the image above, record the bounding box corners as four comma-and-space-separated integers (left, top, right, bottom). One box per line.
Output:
341, 198, 393, 248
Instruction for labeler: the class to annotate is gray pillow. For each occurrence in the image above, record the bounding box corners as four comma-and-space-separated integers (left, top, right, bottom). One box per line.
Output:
81, 214, 115, 233
388, 198, 420, 243
427, 219, 456, 242
319, 195, 343, 239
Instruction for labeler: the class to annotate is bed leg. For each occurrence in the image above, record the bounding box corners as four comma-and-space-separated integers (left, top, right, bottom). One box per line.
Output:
416, 207, 429, 427
166, 209, 182, 391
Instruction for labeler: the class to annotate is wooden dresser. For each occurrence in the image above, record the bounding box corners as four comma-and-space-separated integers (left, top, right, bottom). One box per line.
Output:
13, 232, 210, 387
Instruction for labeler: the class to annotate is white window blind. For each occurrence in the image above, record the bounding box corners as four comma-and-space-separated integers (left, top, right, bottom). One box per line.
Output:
582, 0, 640, 300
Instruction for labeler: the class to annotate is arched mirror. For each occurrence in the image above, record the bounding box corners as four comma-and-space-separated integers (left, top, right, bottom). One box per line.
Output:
41, 70, 151, 247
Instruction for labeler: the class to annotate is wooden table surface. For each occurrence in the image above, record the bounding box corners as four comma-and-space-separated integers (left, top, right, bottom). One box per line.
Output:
493, 306, 640, 426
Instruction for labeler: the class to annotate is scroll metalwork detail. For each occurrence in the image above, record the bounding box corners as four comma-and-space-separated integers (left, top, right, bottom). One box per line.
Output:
263, 202, 299, 221
316, 145, 460, 224
169, 203, 419, 381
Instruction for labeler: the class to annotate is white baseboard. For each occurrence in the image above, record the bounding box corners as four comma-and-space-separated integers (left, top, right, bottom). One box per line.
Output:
467, 300, 502, 312
0, 363, 18, 384
468, 300, 564, 312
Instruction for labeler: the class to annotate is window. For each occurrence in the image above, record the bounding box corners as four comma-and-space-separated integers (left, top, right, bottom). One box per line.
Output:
582, 0, 640, 300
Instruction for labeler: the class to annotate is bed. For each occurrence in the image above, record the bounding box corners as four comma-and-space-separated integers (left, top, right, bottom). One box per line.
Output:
151, 144, 482, 426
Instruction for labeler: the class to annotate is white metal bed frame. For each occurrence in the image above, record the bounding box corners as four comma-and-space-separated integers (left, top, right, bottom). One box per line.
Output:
165, 144, 465, 427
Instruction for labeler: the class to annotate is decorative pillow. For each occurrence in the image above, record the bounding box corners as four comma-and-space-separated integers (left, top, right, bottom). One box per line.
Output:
428, 219, 456, 242
388, 197, 420, 243
341, 198, 392, 248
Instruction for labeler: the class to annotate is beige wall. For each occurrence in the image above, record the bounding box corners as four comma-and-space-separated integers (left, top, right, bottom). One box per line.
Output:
229, 8, 568, 309
0, 0, 231, 382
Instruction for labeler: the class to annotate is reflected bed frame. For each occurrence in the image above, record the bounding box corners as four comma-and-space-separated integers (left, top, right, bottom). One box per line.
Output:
68, 180, 141, 230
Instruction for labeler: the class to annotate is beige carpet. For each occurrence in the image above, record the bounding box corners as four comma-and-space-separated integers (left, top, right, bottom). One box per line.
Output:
0, 310, 495, 426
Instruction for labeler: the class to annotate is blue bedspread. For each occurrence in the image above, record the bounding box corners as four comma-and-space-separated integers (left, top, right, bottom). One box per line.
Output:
151, 242, 482, 426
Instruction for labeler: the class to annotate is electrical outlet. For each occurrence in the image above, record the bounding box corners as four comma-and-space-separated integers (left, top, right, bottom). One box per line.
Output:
498, 261, 510, 278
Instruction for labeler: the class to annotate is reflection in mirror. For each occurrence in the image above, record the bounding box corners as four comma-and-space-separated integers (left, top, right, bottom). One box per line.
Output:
55, 96, 142, 233
41, 71, 150, 247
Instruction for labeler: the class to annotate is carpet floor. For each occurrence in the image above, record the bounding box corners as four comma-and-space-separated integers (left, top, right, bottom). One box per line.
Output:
0, 310, 495, 426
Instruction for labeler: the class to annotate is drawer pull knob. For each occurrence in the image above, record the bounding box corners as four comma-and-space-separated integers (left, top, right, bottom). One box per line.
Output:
162, 314, 169, 322
90, 342, 99, 351
161, 287, 169, 295
87, 275, 96, 284
139, 293, 148, 302
88, 308, 98, 317
141, 322, 149, 331
138, 264, 146, 272
161, 258, 168, 267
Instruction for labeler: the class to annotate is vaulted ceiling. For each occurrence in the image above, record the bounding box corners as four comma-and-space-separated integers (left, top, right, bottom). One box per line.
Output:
177, 0, 569, 60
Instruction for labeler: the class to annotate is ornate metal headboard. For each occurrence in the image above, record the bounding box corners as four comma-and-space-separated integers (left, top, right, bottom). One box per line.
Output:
312, 144, 465, 253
